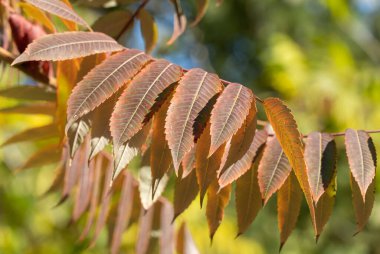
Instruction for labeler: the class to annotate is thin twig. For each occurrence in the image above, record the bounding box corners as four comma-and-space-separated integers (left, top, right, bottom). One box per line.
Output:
115, 0, 150, 41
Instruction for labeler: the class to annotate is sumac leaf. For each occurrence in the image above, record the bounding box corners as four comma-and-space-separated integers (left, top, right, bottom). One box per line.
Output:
139, 166, 169, 210
277, 172, 302, 251
264, 98, 316, 231
111, 59, 181, 148
206, 180, 231, 241
191, 0, 208, 26
257, 137, 292, 204
92, 10, 133, 39
138, 9, 158, 53
166, 68, 222, 170
12, 32, 123, 65
235, 149, 263, 236
0, 85, 56, 101
345, 129, 376, 200
209, 83, 253, 157
167, 13, 186, 45
18, 143, 61, 171
176, 222, 199, 254
305, 132, 336, 203
67, 49, 151, 129
1, 124, 58, 147
174, 170, 199, 220
218, 130, 267, 189
25, 0, 90, 29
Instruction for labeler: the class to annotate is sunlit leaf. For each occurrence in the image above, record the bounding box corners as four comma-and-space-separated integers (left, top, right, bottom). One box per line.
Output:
67, 116, 91, 158
19, 2, 56, 33
139, 166, 169, 210
257, 137, 291, 204
25, 0, 90, 29
12, 32, 123, 65
345, 129, 376, 200
305, 132, 336, 203
111, 59, 181, 148
209, 83, 253, 156
67, 49, 151, 129
264, 98, 316, 231
166, 68, 222, 170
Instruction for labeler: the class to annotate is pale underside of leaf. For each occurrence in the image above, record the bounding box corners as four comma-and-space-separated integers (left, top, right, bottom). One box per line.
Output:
305, 132, 336, 203
219, 130, 267, 189
67, 49, 151, 130
25, 0, 90, 29
257, 137, 292, 204
111, 59, 182, 147
12, 32, 123, 65
209, 83, 253, 157
165, 68, 222, 170
139, 166, 169, 210
345, 129, 376, 200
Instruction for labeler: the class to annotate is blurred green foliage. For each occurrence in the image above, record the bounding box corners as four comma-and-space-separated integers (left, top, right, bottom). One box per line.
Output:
1, 0, 380, 253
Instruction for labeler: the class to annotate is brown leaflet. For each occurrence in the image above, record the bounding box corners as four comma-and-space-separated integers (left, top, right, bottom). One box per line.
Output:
351, 175, 375, 234
160, 199, 175, 254
1, 124, 58, 147
176, 222, 199, 254
195, 122, 225, 207
18, 143, 61, 172
12, 32, 123, 65
277, 171, 302, 251
235, 149, 264, 236
218, 103, 257, 176
166, 68, 222, 170
167, 13, 187, 45
182, 147, 196, 178
209, 83, 253, 157
345, 129, 376, 200
111, 59, 182, 148
257, 137, 292, 204
263, 98, 316, 232
24, 0, 90, 29
219, 130, 267, 189
66, 49, 151, 129
314, 172, 337, 241
191, 0, 209, 27
173, 169, 199, 221
113, 121, 152, 180
79, 153, 103, 241
305, 132, 336, 203
151, 94, 174, 189
351, 135, 376, 233
206, 180, 231, 241
110, 172, 135, 254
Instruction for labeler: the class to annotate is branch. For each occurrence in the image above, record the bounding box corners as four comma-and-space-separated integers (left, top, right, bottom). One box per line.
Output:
0, 47, 50, 85
115, 0, 150, 41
